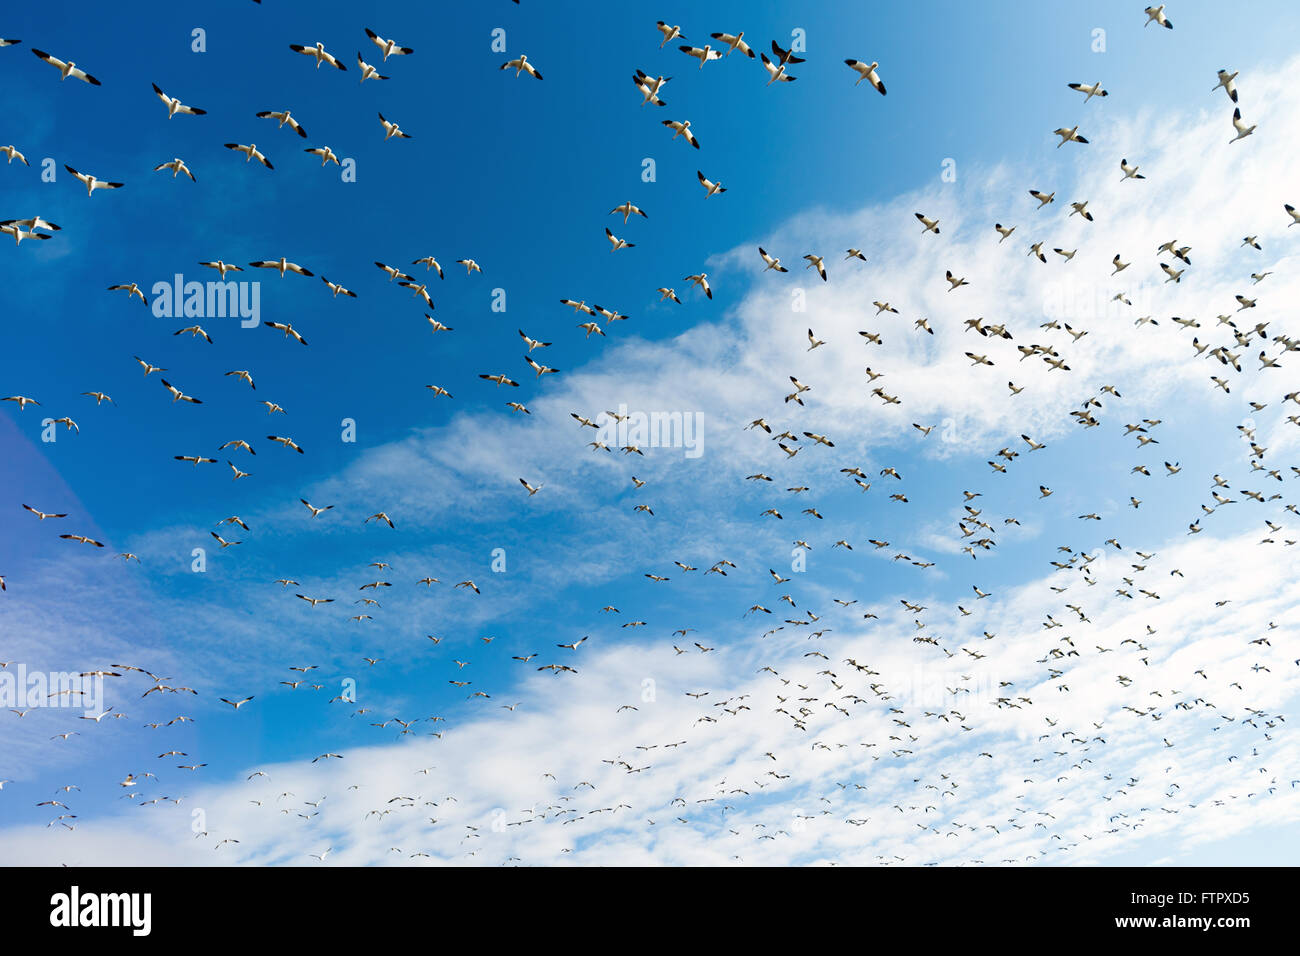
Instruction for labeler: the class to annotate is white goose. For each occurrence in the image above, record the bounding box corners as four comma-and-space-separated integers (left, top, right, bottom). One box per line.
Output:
758, 248, 788, 273
256, 109, 308, 137
412, 256, 445, 277
844, 59, 885, 95
633, 70, 670, 106
655, 22, 685, 48
1067, 81, 1107, 101
223, 143, 273, 168
1, 144, 28, 165
697, 170, 726, 196
1229, 108, 1255, 143
1144, 5, 1173, 29
152, 83, 205, 118
64, 165, 123, 196
605, 227, 634, 251
304, 145, 339, 166
759, 53, 796, 85
199, 260, 243, 278
356, 52, 390, 83
0, 222, 50, 244
662, 119, 699, 148
685, 273, 712, 299
1213, 70, 1239, 103
679, 44, 722, 69
609, 201, 648, 222
289, 42, 346, 70
32, 48, 100, 85
501, 54, 542, 79
710, 32, 754, 58
1053, 126, 1088, 147
153, 158, 196, 181
378, 112, 411, 139
250, 257, 313, 277
365, 28, 414, 61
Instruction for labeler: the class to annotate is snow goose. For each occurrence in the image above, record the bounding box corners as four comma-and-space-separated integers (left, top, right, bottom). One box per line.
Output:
525, 356, 559, 377
633, 70, 670, 105
501, 54, 542, 79
159, 378, 201, 403
456, 258, 482, 275
1069, 200, 1093, 221
289, 42, 346, 70
680, 44, 722, 68
321, 277, 356, 297
264, 321, 308, 344
758, 247, 788, 272
356, 52, 389, 82
1053, 126, 1088, 147
223, 143, 273, 168
376, 261, 412, 282
256, 109, 308, 137
605, 227, 634, 251
152, 83, 205, 118
710, 32, 754, 57
804, 254, 827, 280
398, 280, 434, 306
661, 119, 699, 148
31, 48, 100, 84
994, 224, 1015, 242
250, 257, 313, 277
365, 28, 413, 61
685, 273, 712, 298
198, 260, 243, 278
1213, 70, 1239, 103
412, 256, 444, 277
1144, 5, 1173, 29
1119, 158, 1145, 180
304, 145, 339, 166
1229, 108, 1255, 143
770, 39, 805, 66
378, 112, 411, 139
64, 165, 123, 196
759, 52, 796, 85
1067, 81, 1107, 101
1286, 204, 1299, 226
1029, 189, 1055, 208
0, 223, 49, 244
518, 330, 550, 351
657, 287, 681, 303
844, 59, 885, 94
268, 435, 305, 453
915, 212, 940, 234
1, 145, 28, 165
153, 158, 195, 181
697, 170, 726, 196
656, 22, 685, 47
107, 282, 147, 303
609, 200, 648, 222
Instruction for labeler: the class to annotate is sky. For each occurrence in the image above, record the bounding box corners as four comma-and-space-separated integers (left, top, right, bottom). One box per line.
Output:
1, 0, 1298, 866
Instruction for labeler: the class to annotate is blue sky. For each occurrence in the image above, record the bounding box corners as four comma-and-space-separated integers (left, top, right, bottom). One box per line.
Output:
2, 0, 1299, 866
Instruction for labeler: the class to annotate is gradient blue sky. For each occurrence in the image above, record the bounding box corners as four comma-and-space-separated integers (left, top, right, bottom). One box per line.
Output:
1, 0, 1298, 866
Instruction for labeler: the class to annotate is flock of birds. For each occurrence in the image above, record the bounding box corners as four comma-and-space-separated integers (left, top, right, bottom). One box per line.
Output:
2, 4, 1298, 867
